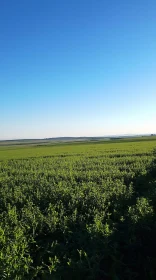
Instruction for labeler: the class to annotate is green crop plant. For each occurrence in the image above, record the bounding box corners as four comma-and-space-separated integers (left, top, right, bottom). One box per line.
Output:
0, 138, 156, 279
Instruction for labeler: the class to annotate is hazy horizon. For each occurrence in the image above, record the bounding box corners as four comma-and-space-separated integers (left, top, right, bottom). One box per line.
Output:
1, 133, 155, 142
1, 0, 156, 140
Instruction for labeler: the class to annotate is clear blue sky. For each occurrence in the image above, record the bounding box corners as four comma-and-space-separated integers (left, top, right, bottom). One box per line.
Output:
0, 0, 156, 140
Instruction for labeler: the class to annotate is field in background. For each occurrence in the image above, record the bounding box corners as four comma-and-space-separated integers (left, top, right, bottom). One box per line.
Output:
0, 137, 156, 279
1, 136, 156, 161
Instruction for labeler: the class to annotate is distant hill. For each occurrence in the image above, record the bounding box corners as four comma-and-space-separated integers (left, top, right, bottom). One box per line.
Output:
0, 134, 155, 146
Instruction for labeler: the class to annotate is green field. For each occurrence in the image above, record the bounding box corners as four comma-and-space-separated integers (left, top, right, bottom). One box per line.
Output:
0, 138, 156, 279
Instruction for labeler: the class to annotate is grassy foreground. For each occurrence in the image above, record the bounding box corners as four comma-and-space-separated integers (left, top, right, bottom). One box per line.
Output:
0, 138, 156, 279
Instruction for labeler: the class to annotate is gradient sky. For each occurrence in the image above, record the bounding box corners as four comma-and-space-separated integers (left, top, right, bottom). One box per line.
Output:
0, 0, 156, 140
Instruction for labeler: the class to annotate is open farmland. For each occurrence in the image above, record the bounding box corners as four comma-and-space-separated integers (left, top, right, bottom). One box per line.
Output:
0, 138, 156, 279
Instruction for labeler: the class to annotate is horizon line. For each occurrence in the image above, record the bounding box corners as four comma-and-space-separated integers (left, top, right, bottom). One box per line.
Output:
0, 133, 155, 142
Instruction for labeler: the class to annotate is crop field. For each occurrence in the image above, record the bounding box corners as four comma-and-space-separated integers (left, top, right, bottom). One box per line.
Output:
0, 138, 156, 280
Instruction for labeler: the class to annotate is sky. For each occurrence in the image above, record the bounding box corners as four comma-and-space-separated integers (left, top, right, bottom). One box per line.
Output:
0, 0, 156, 140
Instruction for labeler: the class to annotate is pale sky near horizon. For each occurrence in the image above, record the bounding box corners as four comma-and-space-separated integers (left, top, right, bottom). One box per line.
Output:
0, 0, 156, 140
